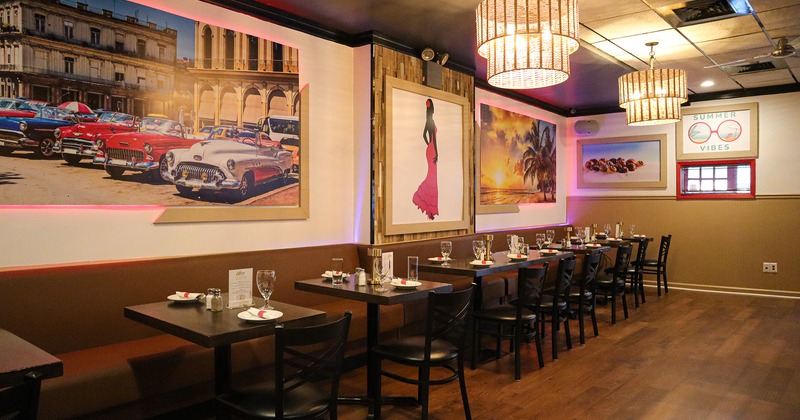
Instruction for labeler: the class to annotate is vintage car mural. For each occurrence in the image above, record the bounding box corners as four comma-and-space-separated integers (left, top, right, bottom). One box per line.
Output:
0, 100, 50, 118
164, 136, 293, 199
280, 137, 300, 173
256, 115, 299, 143
54, 112, 139, 165
0, 106, 77, 157
94, 117, 205, 181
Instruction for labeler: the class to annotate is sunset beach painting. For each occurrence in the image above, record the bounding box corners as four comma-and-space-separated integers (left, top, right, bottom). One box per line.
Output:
479, 104, 557, 205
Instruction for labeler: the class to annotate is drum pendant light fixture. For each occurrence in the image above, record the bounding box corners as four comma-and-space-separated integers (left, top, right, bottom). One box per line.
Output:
618, 42, 688, 125
476, 0, 580, 89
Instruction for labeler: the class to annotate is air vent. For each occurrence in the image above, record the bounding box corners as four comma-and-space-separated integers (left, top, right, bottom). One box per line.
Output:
657, 0, 750, 28
722, 59, 788, 76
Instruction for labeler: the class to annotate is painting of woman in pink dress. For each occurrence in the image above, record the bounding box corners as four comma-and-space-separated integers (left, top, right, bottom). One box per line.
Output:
412, 98, 439, 220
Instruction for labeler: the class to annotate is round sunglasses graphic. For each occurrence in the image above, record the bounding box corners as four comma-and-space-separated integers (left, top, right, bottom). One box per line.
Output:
687, 120, 742, 144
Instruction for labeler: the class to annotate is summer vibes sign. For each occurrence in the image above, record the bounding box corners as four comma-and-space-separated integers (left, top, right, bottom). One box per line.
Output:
677, 102, 759, 161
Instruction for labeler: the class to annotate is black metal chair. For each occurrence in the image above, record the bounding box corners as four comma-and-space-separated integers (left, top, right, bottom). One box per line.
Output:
537, 257, 577, 360
568, 252, 602, 345
596, 246, 633, 324
628, 239, 649, 307
216, 311, 352, 420
641, 234, 672, 296
372, 286, 474, 420
472, 265, 547, 380
0, 371, 43, 420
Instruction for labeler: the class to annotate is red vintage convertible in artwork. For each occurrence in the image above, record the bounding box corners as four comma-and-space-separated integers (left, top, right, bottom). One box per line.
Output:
54, 112, 138, 165
94, 117, 205, 182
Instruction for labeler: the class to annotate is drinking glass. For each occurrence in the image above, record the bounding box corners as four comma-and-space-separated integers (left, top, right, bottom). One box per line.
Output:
603, 224, 611, 236
472, 240, 485, 261
506, 235, 515, 253
545, 230, 555, 244
440, 241, 452, 265
575, 228, 585, 245
630, 224, 636, 237
374, 258, 392, 292
535, 233, 545, 251
331, 258, 344, 286
516, 237, 525, 254
407, 256, 419, 282
255, 270, 277, 310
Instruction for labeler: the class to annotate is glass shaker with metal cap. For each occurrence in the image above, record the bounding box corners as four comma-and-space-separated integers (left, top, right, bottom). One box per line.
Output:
210, 288, 223, 312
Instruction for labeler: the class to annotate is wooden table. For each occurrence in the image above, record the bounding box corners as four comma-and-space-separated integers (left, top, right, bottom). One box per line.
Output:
418, 250, 574, 311
295, 276, 453, 417
544, 243, 611, 254
124, 296, 325, 395
0, 329, 63, 389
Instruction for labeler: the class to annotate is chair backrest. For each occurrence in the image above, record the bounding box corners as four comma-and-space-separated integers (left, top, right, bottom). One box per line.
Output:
611, 246, 633, 282
633, 239, 649, 272
580, 252, 602, 291
658, 235, 672, 265
554, 257, 578, 300
0, 371, 42, 420
275, 311, 352, 418
426, 286, 475, 354
517, 263, 549, 312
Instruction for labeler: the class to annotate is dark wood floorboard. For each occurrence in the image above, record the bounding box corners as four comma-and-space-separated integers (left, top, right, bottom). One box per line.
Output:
335, 289, 800, 419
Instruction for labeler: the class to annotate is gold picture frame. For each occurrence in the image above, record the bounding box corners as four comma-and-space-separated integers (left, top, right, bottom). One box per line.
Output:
577, 134, 667, 189
155, 86, 310, 223
383, 76, 470, 235
676, 102, 758, 161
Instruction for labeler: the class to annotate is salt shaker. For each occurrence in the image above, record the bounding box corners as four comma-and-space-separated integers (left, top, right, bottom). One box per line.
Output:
205, 288, 214, 310
210, 288, 223, 312
355, 268, 366, 286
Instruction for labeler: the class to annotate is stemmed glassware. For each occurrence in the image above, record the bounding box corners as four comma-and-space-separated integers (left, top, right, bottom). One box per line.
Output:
255, 270, 277, 310
545, 230, 555, 244
630, 224, 636, 238
603, 224, 611, 237
374, 258, 392, 293
472, 240, 486, 261
535, 233, 546, 251
440, 241, 452, 265
575, 227, 585, 246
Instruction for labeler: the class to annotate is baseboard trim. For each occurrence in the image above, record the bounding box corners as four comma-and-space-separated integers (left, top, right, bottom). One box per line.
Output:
642, 280, 800, 299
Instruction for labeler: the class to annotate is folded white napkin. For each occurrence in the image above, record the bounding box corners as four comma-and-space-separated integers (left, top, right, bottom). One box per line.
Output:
175, 291, 204, 299
247, 308, 274, 319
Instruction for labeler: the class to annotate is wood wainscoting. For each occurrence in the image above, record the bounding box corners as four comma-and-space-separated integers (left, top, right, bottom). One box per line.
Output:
568, 195, 800, 297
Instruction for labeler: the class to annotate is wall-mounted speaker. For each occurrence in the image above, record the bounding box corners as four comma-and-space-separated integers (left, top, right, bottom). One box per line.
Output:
574, 120, 600, 135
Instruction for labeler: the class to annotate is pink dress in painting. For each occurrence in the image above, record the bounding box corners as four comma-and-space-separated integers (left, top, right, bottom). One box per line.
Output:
413, 99, 439, 220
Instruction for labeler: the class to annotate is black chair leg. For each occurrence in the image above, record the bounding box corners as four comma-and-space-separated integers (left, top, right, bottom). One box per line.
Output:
639, 274, 646, 304
564, 318, 572, 350
535, 328, 544, 368
514, 322, 522, 380
470, 319, 478, 370
551, 318, 558, 359
663, 268, 669, 294
419, 365, 430, 420
610, 291, 617, 325
622, 291, 629, 319
657, 273, 662, 296
578, 306, 586, 345
457, 356, 472, 420
373, 358, 382, 419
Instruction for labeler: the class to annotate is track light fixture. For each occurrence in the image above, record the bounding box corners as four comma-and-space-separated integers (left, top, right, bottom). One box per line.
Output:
420, 48, 449, 65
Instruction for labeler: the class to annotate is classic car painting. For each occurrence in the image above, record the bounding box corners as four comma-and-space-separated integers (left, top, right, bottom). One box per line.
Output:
0, 106, 77, 157
94, 117, 204, 181
0, 100, 49, 118
54, 112, 139, 165
164, 136, 293, 200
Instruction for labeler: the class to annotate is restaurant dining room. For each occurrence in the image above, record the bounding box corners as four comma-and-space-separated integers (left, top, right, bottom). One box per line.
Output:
1, 0, 799, 418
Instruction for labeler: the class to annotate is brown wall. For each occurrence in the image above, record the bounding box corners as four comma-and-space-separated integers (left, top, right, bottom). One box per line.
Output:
568, 196, 800, 297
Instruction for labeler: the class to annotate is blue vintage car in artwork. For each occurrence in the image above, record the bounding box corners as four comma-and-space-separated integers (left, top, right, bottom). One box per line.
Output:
0, 106, 77, 158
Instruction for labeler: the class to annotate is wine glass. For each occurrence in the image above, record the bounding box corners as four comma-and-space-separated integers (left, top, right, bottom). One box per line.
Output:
374, 258, 392, 293
535, 233, 545, 251
255, 270, 277, 310
545, 230, 555, 244
575, 227, 586, 246
629, 224, 636, 238
440, 241, 452, 265
603, 224, 611, 237
472, 240, 485, 261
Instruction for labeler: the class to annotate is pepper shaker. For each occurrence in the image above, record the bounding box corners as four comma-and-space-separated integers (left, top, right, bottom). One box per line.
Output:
210, 288, 223, 312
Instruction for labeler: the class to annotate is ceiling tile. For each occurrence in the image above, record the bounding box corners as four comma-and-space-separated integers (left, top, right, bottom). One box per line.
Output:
579, 26, 606, 44
610, 30, 701, 62
578, 0, 651, 22
677, 15, 762, 43
659, 57, 741, 92
750, 0, 800, 13
583, 10, 672, 39
732, 69, 796, 87
695, 33, 774, 57
758, 5, 800, 30
706, 45, 783, 67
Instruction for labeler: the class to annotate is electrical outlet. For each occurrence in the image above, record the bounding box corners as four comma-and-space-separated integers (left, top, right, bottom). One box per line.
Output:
763, 262, 771, 273
770, 262, 778, 273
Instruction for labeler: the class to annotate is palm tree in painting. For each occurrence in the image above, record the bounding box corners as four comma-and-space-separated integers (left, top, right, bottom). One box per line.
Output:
520, 121, 556, 202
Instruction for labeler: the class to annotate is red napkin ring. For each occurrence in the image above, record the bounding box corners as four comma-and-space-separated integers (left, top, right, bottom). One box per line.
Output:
399, 279, 407, 284
256, 310, 269, 318
481, 260, 487, 264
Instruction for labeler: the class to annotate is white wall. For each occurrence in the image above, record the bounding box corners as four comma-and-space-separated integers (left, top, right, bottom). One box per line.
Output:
567, 91, 800, 197
475, 88, 569, 232
0, 0, 358, 269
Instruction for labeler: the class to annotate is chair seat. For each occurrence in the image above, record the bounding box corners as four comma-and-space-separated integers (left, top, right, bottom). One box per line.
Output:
640, 259, 661, 267
473, 305, 536, 323
217, 381, 329, 420
566, 287, 592, 300
373, 336, 458, 365
538, 294, 567, 310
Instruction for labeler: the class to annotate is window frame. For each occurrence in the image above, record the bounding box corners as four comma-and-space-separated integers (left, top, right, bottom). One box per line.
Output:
676, 158, 756, 200
90, 27, 101, 45
63, 56, 75, 74
63, 21, 74, 39
34, 13, 45, 32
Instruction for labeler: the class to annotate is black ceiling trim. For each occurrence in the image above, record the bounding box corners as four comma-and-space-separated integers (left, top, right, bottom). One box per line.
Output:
352, 31, 475, 76
201, 0, 351, 44
686, 83, 800, 103
474, 79, 571, 117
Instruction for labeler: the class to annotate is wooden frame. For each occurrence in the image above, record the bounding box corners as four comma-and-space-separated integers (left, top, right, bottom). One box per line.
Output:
577, 134, 667, 189
156, 86, 310, 223
677, 102, 759, 161
383, 76, 470, 235
676, 158, 756, 200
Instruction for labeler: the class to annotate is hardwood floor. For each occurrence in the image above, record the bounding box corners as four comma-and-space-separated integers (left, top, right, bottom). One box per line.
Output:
336, 289, 800, 419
